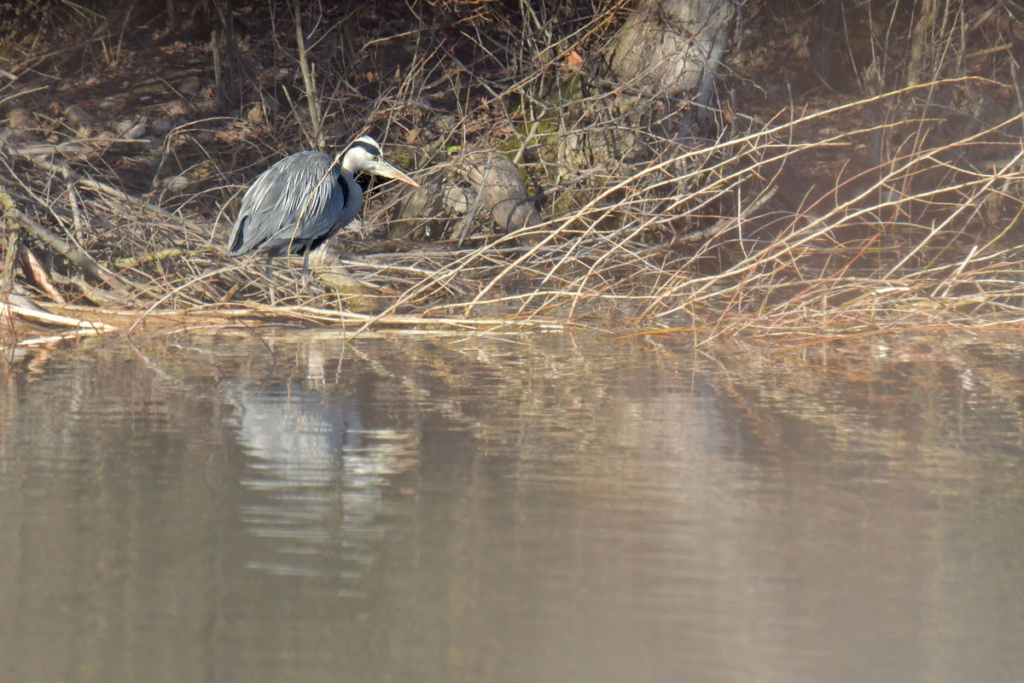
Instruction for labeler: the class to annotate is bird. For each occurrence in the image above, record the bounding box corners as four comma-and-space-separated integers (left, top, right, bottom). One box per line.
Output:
227, 135, 419, 294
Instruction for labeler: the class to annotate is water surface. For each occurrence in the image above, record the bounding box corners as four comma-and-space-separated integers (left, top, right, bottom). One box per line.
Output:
2, 332, 1023, 682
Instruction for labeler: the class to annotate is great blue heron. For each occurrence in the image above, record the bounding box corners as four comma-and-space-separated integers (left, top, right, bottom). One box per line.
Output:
228, 135, 419, 291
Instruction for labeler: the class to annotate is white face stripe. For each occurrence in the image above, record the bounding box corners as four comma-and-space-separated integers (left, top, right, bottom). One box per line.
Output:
349, 136, 382, 158
341, 136, 389, 176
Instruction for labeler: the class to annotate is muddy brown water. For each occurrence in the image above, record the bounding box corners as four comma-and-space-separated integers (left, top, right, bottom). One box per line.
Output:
2, 332, 1023, 682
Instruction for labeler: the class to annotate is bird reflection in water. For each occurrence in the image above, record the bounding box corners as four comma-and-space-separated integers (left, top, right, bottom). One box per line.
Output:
229, 382, 413, 589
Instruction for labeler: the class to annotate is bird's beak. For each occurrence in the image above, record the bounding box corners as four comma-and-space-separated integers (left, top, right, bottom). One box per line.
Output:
371, 161, 420, 188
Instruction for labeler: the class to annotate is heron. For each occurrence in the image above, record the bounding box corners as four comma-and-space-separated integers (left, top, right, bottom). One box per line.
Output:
227, 135, 419, 296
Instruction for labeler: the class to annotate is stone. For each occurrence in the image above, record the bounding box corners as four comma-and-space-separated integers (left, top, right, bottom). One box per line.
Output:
151, 119, 174, 136
64, 105, 93, 128
179, 76, 202, 97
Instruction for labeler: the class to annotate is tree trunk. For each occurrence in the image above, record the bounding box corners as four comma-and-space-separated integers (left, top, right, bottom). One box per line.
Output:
553, 0, 735, 170
606, 0, 735, 105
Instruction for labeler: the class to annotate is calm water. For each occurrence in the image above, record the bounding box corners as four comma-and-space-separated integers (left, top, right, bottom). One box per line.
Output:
1, 332, 1023, 682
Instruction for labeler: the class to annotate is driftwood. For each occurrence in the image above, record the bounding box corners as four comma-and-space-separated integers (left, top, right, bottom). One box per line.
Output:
6, 205, 131, 298
0, 300, 117, 333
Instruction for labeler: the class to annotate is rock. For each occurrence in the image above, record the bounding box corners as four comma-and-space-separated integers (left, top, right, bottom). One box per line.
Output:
124, 122, 147, 139
64, 105, 93, 128
179, 76, 201, 97
465, 153, 543, 246
164, 175, 190, 192
151, 119, 174, 136
442, 186, 471, 214
98, 96, 122, 110
7, 108, 31, 131
435, 115, 457, 133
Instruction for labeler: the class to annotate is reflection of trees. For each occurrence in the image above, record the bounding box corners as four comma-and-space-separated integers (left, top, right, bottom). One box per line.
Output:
5, 334, 1023, 682
708, 337, 1024, 462
702, 337, 1024, 683
0, 342, 239, 683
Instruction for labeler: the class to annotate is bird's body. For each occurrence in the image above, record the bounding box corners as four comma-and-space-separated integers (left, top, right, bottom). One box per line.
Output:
228, 136, 418, 288
228, 150, 360, 259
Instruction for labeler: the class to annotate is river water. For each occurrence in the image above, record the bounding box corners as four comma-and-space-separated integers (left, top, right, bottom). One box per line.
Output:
2, 331, 1023, 682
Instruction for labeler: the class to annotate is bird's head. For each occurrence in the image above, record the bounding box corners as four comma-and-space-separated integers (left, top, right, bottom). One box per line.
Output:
341, 136, 419, 188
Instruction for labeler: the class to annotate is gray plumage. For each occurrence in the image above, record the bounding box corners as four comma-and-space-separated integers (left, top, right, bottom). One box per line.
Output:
228, 135, 418, 279
228, 150, 355, 258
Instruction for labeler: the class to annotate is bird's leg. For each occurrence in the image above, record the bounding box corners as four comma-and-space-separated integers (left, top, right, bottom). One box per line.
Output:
300, 241, 315, 299
301, 248, 311, 285
265, 253, 277, 305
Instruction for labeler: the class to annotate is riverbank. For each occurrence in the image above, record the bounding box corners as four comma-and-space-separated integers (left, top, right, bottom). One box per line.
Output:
3, 2, 1023, 346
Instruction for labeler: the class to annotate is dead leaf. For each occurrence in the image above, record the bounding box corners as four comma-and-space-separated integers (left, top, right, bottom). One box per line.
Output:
247, 103, 264, 124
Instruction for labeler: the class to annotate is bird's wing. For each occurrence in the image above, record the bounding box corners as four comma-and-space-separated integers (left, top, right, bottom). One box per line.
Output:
229, 151, 344, 256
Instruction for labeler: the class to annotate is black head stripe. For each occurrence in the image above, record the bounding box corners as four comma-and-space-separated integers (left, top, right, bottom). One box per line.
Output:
338, 168, 350, 205
349, 139, 382, 157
